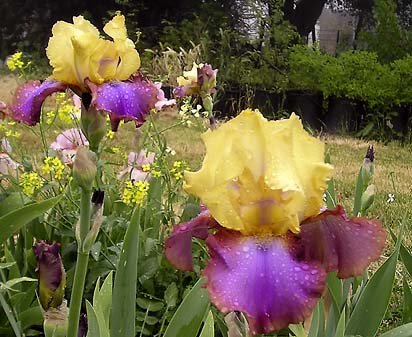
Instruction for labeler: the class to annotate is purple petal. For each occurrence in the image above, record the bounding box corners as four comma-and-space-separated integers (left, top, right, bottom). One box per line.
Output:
165, 209, 217, 271
9, 80, 67, 125
204, 230, 326, 335
88, 75, 158, 131
296, 205, 386, 278
197, 64, 217, 93
173, 86, 189, 99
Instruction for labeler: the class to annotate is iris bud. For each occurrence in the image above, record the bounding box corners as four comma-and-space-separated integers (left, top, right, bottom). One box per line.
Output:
73, 147, 97, 191
80, 99, 106, 152
33, 241, 66, 310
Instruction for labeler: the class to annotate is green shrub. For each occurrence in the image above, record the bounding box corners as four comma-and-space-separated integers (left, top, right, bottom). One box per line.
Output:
288, 45, 331, 92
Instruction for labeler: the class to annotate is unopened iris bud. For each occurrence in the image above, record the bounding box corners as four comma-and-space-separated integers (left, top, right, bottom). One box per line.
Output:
361, 145, 374, 184
201, 94, 214, 116
43, 302, 68, 337
73, 147, 97, 191
33, 241, 66, 310
80, 96, 106, 152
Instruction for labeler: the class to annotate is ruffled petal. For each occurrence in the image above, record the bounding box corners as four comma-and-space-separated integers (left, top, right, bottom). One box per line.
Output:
88, 75, 158, 131
10, 80, 67, 125
296, 205, 386, 278
165, 209, 216, 271
204, 230, 326, 335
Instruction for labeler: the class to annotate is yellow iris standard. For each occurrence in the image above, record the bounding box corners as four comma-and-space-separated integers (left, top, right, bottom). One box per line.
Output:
46, 15, 140, 90
184, 109, 334, 236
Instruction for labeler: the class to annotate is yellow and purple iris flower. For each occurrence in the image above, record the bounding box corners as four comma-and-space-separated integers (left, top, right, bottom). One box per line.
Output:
174, 62, 217, 99
165, 109, 386, 335
9, 15, 167, 130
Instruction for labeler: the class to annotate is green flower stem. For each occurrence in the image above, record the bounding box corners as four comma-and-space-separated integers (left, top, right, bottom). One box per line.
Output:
67, 189, 92, 337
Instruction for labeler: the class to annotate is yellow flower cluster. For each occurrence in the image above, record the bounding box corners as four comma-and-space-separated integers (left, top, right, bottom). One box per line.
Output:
42, 157, 65, 180
6, 52, 25, 72
142, 164, 151, 172
170, 161, 189, 180
44, 94, 76, 124
19, 172, 43, 196
46, 93, 80, 125
144, 162, 162, 178
106, 130, 115, 140
122, 180, 149, 206
0, 121, 21, 139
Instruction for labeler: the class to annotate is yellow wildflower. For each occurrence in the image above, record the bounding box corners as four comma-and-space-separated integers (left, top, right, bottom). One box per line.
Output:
122, 180, 149, 205
19, 172, 43, 196
106, 130, 115, 139
171, 160, 188, 180
42, 157, 65, 180
6, 52, 25, 72
142, 164, 151, 172
151, 169, 162, 178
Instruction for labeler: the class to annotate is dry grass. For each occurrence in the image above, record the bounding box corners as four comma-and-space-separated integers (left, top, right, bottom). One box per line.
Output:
0, 74, 18, 103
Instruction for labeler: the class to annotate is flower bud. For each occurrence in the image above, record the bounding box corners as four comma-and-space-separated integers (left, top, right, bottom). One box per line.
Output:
201, 94, 214, 116
43, 302, 68, 337
73, 147, 97, 191
361, 145, 374, 184
33, 241, 66, 310
80, 99, 106, 152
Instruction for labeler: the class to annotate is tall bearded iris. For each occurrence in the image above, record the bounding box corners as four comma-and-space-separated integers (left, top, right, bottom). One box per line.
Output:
9, 15, 167, 130
165, 109, 386, 335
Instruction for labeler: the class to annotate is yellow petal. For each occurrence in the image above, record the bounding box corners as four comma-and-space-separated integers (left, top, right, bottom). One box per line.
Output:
47, 16, 104, 87
184, 109, 333, 236
104, 15, 140, 79
103, 15, 127, 40
113, 38, 140, 80
46, 14, 139, 88
177, 63, 198, 86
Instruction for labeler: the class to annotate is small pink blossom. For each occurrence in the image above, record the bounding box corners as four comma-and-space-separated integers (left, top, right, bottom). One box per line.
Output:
0, 153, 19, 175
118, 150, 155, 182
154, 83, 176, 111
50, 128, 89, 164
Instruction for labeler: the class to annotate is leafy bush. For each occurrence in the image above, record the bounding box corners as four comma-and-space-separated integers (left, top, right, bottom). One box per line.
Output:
391, 55, 412, 105
288, 45, 331, 92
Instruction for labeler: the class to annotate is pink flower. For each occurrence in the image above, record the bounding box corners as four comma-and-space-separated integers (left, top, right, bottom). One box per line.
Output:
154, 83, 176, 111
0, 153, 19, 175
118, 150, 155, 182
50, 128, 89, 164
